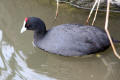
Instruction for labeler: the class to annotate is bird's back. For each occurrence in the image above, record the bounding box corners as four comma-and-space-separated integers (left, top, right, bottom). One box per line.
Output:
36, 24, 110, 56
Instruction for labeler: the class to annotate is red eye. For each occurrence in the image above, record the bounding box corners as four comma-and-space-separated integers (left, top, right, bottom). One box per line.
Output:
26, 24, 29, 27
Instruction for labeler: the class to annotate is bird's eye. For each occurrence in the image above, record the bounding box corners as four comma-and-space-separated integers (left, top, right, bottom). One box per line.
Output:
25, 24, 30, 28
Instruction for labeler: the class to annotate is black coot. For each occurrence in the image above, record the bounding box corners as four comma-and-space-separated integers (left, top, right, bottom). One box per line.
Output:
20, 17, 118, 56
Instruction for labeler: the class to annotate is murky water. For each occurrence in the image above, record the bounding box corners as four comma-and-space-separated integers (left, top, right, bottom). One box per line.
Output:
0, 0, 120, 80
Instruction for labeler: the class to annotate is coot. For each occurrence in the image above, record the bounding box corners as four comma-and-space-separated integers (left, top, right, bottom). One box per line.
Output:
20, 17, 117, 56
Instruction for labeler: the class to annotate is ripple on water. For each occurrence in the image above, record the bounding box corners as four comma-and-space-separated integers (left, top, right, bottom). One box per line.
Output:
0, 29, 56, 80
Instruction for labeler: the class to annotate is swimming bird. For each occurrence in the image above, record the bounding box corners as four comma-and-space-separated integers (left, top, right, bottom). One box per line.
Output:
20, 17, 119, 56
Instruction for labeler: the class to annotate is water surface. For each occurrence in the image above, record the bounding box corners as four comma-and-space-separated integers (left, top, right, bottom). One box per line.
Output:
0, 0, 120, 80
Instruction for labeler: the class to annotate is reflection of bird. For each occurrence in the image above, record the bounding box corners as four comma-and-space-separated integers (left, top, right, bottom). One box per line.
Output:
20, 17, 119, 56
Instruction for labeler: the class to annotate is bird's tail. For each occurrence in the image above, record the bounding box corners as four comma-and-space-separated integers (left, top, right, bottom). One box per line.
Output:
113, 39, 120, 43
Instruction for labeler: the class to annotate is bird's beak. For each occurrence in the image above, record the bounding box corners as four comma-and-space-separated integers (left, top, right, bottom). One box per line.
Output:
20, 20, 27, 33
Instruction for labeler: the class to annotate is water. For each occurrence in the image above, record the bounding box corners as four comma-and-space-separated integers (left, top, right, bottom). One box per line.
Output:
0, 0, 120, 80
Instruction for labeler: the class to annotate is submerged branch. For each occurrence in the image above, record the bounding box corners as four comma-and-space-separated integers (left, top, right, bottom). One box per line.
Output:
104, 0, 120, 59
55, 0, 59, 19
86, 0, 98, 24
92, 0, 100, 26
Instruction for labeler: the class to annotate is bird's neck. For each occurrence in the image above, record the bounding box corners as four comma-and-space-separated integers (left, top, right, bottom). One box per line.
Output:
33, 30, 47, 44
34, 30, 46, 39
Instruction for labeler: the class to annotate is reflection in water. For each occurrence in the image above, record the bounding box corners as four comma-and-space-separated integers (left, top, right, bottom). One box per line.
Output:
2, 42, 14, 62
101, 57, 119, 80
0, 29, 56, 80
0, 55, 4, 68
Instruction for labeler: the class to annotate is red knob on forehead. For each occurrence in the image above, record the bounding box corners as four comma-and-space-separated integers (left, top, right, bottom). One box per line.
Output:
25, 17, 28, 22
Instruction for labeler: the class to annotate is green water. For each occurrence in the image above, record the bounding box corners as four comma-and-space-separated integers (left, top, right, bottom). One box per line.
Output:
0, 0, 120, 80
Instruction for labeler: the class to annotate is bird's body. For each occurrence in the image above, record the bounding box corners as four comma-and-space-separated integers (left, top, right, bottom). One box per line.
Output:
33, 24, 110, 56
21, 17, 119, 56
